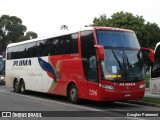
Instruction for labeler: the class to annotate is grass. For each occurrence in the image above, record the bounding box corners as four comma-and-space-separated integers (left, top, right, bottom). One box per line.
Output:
138, 97, 160, 104
145, 73, 150, 88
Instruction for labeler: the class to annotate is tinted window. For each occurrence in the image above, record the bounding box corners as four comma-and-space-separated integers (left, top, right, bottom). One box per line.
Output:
49, 37, 61, 55
81, 31, 98, 82
48, 33, 78, 55
96, 30, 140, 49
60, 36, 70, 54
71, 33, 78, 53
60, 34, 78, 54
26, 42, 37, 58
37, 40, 49, 56
81, 31, 95, 59
11, 46, 19, 59
7, 47, 12, 60
19, 44, 27, 58
7, 33, 78, 59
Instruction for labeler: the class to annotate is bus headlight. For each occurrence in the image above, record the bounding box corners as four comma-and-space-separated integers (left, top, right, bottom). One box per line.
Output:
139, 84, 145, 89
0, 76, 4, 80
99, 84, 115, 90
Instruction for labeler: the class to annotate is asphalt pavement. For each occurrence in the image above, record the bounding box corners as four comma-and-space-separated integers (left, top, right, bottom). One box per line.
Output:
123, 88, 160, 108
1, 85, 160, 120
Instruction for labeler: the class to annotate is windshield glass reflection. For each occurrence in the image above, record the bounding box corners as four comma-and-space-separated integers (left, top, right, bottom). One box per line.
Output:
101, 49, 145, 81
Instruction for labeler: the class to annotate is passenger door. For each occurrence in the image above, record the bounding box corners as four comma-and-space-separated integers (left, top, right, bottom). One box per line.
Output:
80, 31, 99, 100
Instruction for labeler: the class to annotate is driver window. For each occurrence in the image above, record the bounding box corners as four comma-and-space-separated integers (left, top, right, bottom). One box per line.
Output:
80, 31, 98, 82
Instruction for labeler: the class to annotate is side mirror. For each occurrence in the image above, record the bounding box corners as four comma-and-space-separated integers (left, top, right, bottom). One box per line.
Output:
94, 45, 104, 60
141, 47, 154, 66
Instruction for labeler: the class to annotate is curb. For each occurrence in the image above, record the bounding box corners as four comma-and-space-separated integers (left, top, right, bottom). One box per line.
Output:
124, 100, 160, 108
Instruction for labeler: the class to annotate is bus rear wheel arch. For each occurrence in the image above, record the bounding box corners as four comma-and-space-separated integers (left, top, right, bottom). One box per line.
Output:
67, 83, 79, 104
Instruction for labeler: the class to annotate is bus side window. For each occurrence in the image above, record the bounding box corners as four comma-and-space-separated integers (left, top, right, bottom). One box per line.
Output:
71, 33, 78, 53
7, 47, 12, 60
60, 35, 71, 54
37, 40, 49, 56
11, 46, 19, 59
19, 44, 27, 58
49, 37, 61, 55
26, 42, 37, 58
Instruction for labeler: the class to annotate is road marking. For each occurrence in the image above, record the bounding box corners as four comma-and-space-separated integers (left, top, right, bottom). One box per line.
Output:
0, 89, 146, 120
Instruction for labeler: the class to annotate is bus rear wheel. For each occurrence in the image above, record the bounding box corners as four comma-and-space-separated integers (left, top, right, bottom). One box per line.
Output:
13, 80, 19, 93
20, 80, 25, 94
68, 84, 79, 104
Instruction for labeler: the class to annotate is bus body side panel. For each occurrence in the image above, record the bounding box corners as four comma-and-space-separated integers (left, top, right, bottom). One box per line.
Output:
46, 54, 89, 99
5, 58, 45, 92
5, 59, 14, 88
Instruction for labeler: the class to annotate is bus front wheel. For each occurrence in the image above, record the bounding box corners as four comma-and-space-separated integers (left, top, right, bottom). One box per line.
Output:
68, 84, 79, 104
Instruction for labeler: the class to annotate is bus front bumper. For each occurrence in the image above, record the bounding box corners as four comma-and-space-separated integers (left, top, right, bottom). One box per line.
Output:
100, 88, 145, 101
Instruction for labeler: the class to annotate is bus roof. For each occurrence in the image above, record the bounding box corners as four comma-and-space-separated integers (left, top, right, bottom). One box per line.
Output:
7, 26, 133, 48
154, 42, 160, 53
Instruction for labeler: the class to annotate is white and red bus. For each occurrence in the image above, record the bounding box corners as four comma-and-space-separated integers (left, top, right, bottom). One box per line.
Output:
150, 42, 160, 94
5, 27, 154, 103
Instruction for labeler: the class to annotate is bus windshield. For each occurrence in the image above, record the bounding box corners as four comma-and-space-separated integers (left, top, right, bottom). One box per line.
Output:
96, 30, 140, 49
101, 49, 145, 81
96, 30, 144, 81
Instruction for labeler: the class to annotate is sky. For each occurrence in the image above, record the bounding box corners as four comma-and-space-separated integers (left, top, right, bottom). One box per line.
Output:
0, 0, 160, 37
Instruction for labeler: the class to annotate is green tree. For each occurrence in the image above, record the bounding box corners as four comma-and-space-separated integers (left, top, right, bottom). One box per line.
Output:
92, 11, 160, 49
93, 14, 109, 26
142, 22, 160, 48
0, 15, 38, 54
19, 31, 38, 41
0, 29, 5, 54
0, 15, 27, 43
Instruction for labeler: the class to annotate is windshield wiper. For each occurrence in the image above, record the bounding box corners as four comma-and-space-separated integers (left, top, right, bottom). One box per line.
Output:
125, 52, 142, 81
111, 49, 124, 80
112, 49, 122, 70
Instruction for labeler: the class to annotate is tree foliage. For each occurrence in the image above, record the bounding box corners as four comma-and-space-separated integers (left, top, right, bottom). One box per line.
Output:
19, 31, 38, 42
0, 15, 38, 54
142, 22, 160, 49
92, 11, 160, 49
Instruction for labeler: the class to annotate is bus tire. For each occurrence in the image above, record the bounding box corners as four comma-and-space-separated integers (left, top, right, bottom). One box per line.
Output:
68, 84, 79, 104
13, 79, 20, 93
20, 80, 25, 94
